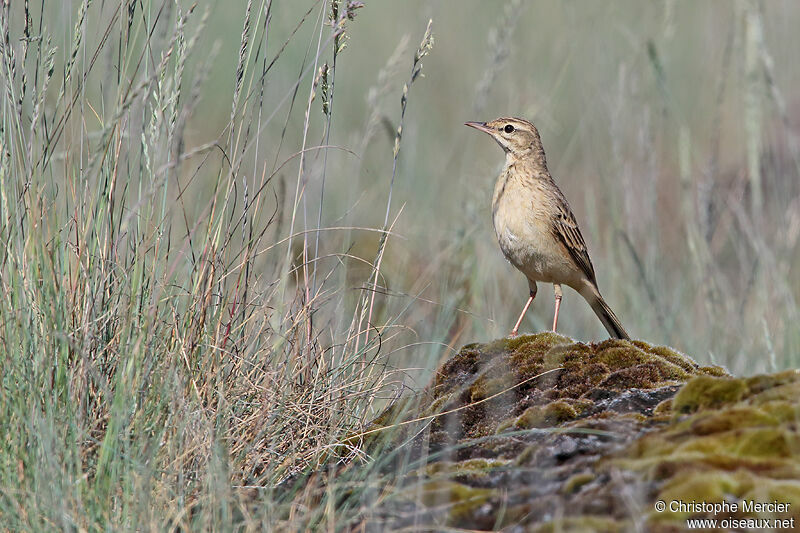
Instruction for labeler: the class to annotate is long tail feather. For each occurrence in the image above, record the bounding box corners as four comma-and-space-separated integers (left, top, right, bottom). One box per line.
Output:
581, 284, 630, 340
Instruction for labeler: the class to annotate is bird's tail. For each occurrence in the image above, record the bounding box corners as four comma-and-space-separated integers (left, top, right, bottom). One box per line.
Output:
581, 285, 630, 340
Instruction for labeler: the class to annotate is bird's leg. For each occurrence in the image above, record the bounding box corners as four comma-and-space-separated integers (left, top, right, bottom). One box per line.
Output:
510, 295, 534, 337
552, 283, 563, 332
510, 284, 537, 337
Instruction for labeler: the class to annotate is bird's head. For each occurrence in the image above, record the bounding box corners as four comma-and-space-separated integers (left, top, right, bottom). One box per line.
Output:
465, 117, 545, 162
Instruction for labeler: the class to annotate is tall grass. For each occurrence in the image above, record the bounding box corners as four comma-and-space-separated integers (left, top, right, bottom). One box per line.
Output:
0, 0, 432, 529
1, 0, 799, 530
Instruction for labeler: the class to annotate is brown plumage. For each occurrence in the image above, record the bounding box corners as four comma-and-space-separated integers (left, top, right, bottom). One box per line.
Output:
466, 117, 630, 340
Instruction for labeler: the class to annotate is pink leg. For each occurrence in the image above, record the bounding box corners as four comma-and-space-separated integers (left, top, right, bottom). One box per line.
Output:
552, 284, 563, 332
510, 288, 536, 337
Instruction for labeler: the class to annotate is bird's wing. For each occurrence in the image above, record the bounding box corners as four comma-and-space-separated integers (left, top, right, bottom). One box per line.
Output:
551, 200, 598, 286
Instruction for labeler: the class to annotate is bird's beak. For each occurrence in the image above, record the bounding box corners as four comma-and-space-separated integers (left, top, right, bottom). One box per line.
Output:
465, 121, 493, 135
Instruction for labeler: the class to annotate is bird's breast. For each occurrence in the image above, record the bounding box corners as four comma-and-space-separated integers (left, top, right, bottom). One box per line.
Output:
491, 169, 573, 283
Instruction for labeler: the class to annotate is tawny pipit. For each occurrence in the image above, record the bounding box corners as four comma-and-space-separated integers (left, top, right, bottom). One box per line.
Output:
466, 117, 630, 340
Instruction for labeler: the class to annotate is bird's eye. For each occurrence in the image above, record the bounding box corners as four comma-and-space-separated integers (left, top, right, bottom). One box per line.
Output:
504, 124, 515, 133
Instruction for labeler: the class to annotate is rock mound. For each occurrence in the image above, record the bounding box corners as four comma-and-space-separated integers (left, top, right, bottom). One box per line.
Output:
366, 333, 800, 531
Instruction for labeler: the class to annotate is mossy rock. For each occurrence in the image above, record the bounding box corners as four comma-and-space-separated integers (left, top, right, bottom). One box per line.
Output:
418, 480, 495, 525
611, 369, 800, 527
671, 374, 748, 413
413, 333, 725, 441
358, 334, 800, 530
425, 457, 510, 478
561, 472, 596, 494
513, 400, 580, 429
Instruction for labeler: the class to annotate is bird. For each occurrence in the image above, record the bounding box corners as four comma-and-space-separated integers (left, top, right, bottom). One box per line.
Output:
465, 117, 630, 340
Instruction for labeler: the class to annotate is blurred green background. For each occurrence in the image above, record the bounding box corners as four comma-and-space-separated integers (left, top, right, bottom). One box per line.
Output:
201, 0, 798, 375
21, 0, 800, 374
190, 1, 793, 371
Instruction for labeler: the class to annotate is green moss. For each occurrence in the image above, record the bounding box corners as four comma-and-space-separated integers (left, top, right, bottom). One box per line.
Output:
700, 365, 729, 377
459, 458, 509, 470
522, 331, 573, 347
598, 362, 684, 390
484, 332, 570, 358
496, 418, 515, 434
469, 376, 509, 402
561, 362, 611, 392
542, 341, 592, 370
596, 346, 650, 369
515, 401, 578, 429
508, 343, 546, 377
747, 373, 800, 404
642, 344, 701, 371
653, 398, 673, 415
421, 393, 451, 417
571, 398, 594, 415
688, 407, 779, 435
513, 444, 537, 465
735, 427, 793, 458
460, 342, 481, 351
425, 458, 509, 478
739, 479, 800, 515
671, 375, 748, 413
587, 342, 695, 390
745, 370, 800, 395
760, 400, 800, 423
580, 338, 686, 393
656, 471, 743, 517
420, 480, 494, 522
611, 364, 800, 530
660, 425, 793, 460
562, 472, 595, 494
655, 470, 800, 521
